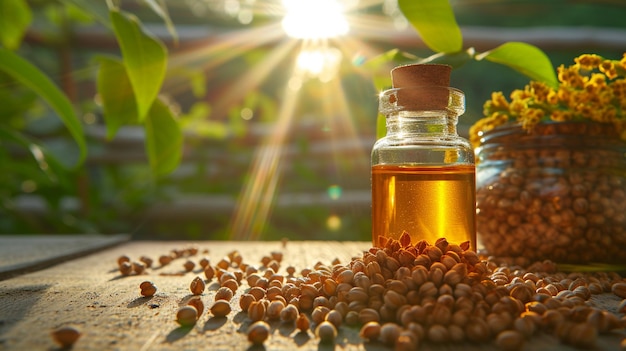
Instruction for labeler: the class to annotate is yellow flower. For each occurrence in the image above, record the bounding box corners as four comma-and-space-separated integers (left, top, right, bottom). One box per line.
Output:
575, 54, 603, 70
558, 65, 584, 88
550, 110, 571, 122
509, 99, 527, 114
600, 60, 617, 79
470, 52, 626, 147
491, 92, 509, 108
557, 87, 571, 102
584, 73, 606, 94
546, 90, 559, 105
528, 82, 550, 102
612, 79, 626, 97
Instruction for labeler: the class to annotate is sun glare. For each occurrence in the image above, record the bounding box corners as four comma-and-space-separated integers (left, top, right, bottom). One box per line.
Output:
281, 0, 349, 39
296, 46, 342, 82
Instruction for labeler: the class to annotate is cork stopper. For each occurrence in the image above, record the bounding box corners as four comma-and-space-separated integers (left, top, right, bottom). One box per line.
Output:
390, 64, 452, 110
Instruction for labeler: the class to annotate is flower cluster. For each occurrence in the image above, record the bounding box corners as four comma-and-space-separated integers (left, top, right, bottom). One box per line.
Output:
469, 53, 626, 148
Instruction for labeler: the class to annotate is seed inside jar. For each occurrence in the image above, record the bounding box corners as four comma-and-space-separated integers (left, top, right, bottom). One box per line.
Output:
475, 127, 626, 265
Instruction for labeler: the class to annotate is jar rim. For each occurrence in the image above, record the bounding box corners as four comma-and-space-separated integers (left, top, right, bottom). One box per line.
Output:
476, 121, 621, 145
475, 121, 626, 162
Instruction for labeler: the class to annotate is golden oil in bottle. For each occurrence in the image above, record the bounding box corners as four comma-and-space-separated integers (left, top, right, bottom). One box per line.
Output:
371, 164, 476, 248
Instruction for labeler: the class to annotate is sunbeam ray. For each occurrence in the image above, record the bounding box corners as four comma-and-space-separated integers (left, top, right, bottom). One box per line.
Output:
212, 39, 300, 114
170, 22, 287, 70
229, 67, 304, 240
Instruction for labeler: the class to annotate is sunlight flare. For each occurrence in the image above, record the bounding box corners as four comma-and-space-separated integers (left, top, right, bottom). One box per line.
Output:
295, 45, 342, 82
281, 0, 349, 39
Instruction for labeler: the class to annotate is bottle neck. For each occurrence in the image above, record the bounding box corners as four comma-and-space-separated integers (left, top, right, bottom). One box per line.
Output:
385, 111, 459, 137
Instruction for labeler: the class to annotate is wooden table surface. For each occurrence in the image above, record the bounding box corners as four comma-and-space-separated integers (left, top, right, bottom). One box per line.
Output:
0, 239, 624, 351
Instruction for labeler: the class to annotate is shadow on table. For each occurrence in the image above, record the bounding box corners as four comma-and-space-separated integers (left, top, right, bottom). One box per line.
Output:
293, 331, 311, 346
0, 284, 52, 338
165, 325, 193, 343
204, 316, 228, 331
126, 296, 154, 308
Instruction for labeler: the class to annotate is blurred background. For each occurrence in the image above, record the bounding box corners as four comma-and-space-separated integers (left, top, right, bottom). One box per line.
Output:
2, 0, 625, 241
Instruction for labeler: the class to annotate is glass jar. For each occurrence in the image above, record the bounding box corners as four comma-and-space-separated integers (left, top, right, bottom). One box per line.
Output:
475, 122, 626, 265
372, 85, 476, 248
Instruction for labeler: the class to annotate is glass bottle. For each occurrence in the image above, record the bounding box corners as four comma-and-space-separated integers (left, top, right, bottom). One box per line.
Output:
371, 64, 476, 249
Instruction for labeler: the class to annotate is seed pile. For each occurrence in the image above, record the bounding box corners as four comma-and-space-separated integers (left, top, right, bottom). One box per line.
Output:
109, 235, 626, 350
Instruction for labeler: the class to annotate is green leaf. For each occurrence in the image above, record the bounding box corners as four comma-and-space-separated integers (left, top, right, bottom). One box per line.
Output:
0, 79, 37, 120
144, 98, 182, 176
362, 49, 419, 90
415, 48, 475, 69
169, 67, 206, 97
142, 0, 178, 44
476, 42, 557, 88
96, 56, 138, 139
66, 2, 97, 24
180, 103, 228, 139
398, 0, 462, 53
0, 127, 68, 185
363, 49, 419, 70
60, 0, 109, 25
376, 113, 386, 140
0, 48, 86, 166
110, 9, 167, 122
0, 0, 32, 50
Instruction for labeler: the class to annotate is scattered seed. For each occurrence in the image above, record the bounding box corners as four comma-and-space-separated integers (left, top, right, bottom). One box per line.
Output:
210, 300, 232, 317
280, 304, 299, 323
210, 300, 231, 317
618, 299, 626, 314
139, 281, 157, 297
215, 287, 234, 301
239, 294, 256, 312
247, 321, 270, 345
315, 321, 337, 343
496, 330, 525, 351
187, 297, 204, 317
379, 323, 402, 346
132, 261, 146, 275
204, 266, 215, 281
139, 256, 153, 268
189, 277, 205, 295
117, 255, 130, 266
266, 300, 285, 320
248, 300, 266, 322
51, 326, 81, 348
221, 279, 239, 293
359, 321, 381, 341
176, 306, 198, 326
199, 257, 210, 269
612, 283, 626, 299
119, 261, 132, 276
183, 260, 195, 272
296, 313, 310, 332
159, 255, 172, 266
